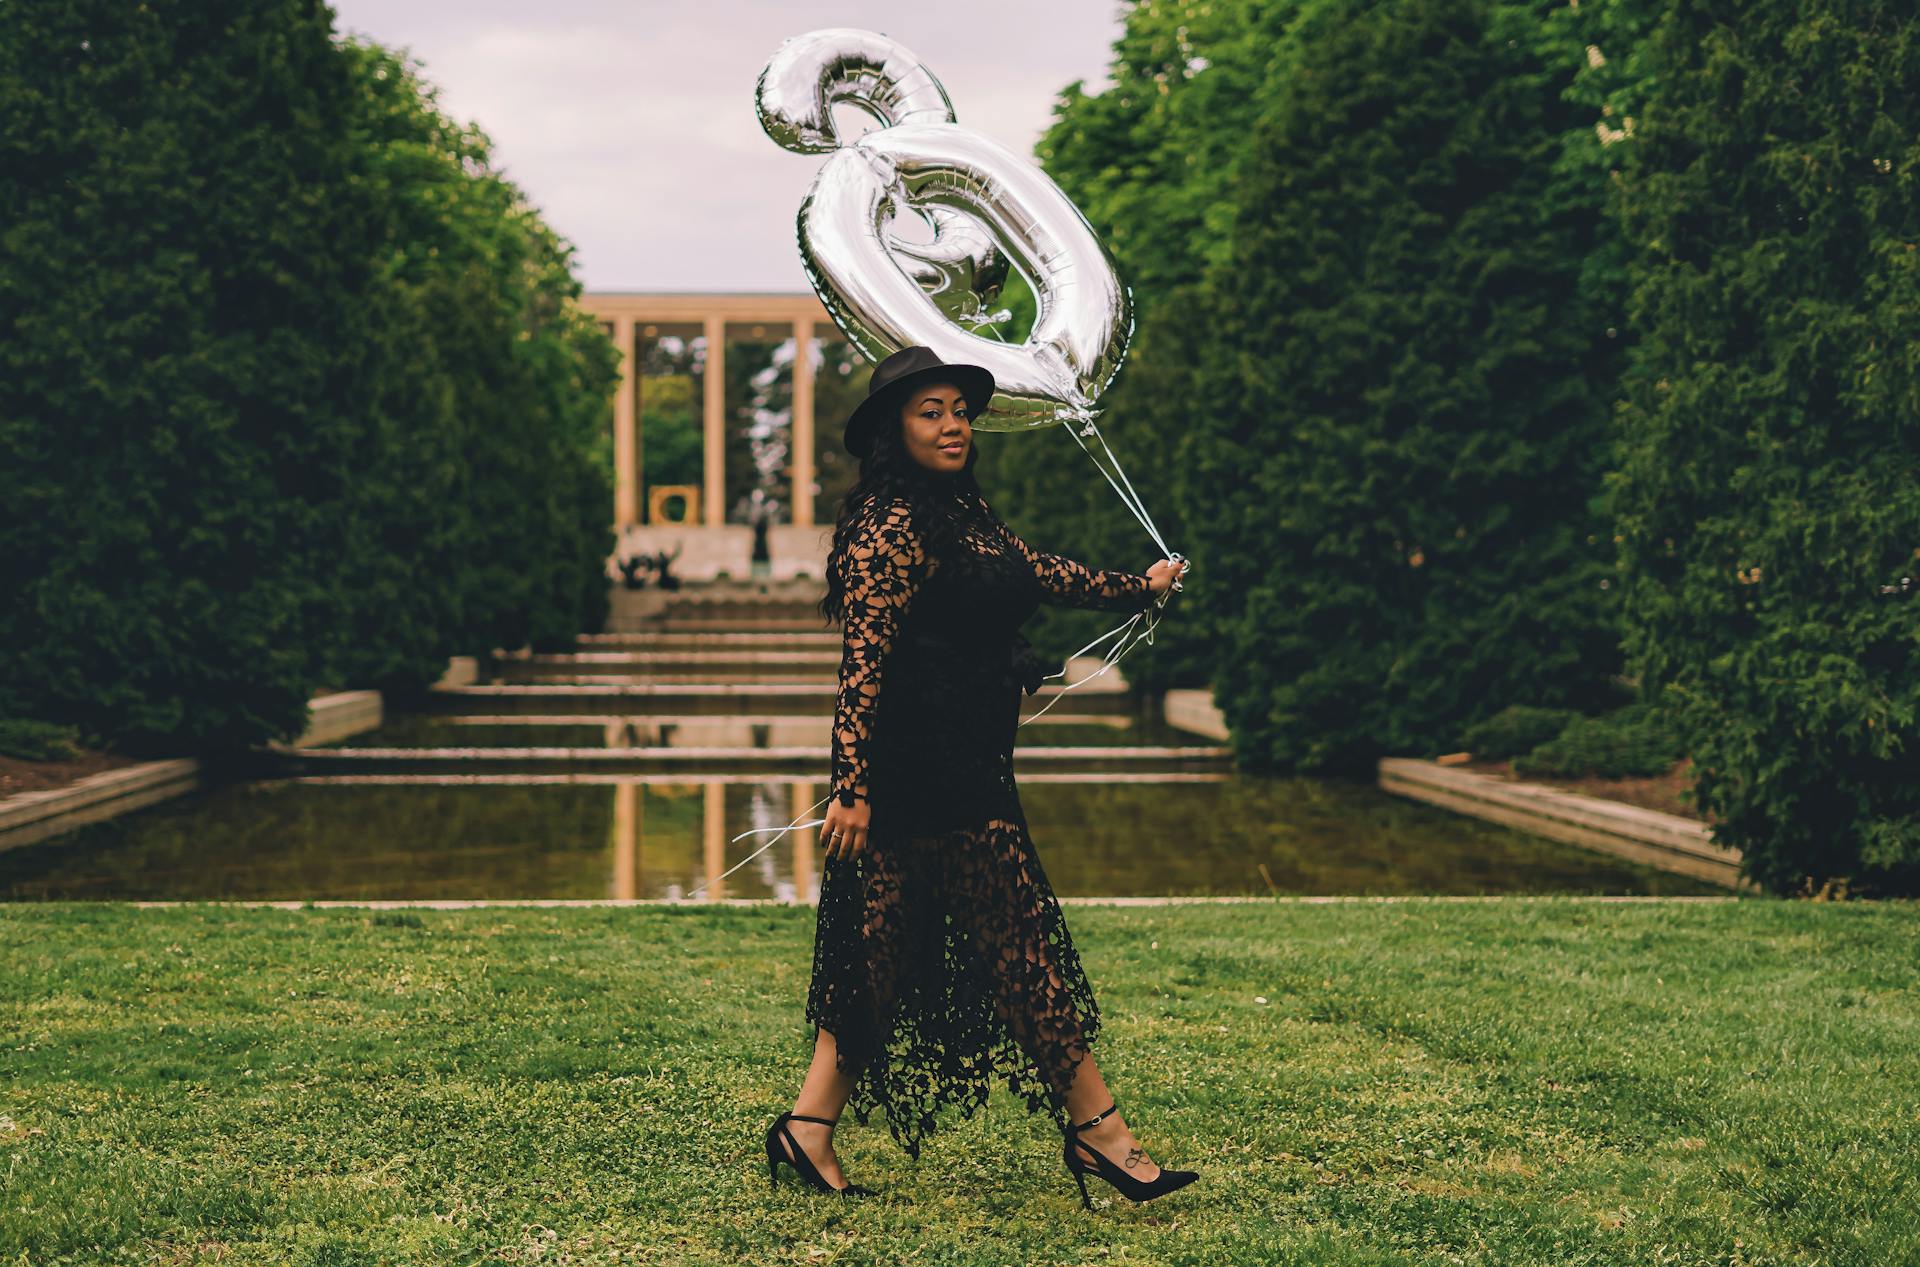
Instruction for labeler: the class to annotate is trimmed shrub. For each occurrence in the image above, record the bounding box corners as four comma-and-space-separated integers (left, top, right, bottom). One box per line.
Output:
1193, 0, 1625, 772
1513, 705, 1683, 781
1608, 2, 1920, 894
0, 0, 386, 753
0, 719, 82, 763
1458, 706, 1578, 762
0, 8, 615, 752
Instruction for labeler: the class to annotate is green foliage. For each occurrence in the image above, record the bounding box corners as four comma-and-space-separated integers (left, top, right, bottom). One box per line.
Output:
1458, 706, 1578, 762
984, 0, 1290, 690
640, 374, 703, 492
1017, 0, 1918, 889
1192, 0, 1628, 772
0, 5, 614, 754
337, 41, 616, 665
1608, 2, 1920, 895
0, 718, 82, 762
1512, 704, 1683, 780
1008, 0, 1634, 760
0, 0, 382, 753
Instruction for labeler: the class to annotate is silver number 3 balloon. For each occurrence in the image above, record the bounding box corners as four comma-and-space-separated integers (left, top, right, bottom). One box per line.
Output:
755, 28, 1134, 431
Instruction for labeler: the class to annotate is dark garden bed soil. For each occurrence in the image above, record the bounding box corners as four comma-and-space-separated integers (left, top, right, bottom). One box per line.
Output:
1460, 757, 1706, 821
0, 749, 150, 801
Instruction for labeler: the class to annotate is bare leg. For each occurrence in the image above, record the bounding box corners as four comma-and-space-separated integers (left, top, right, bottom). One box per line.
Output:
1063, 1045, 1163, 1181
945, 819, 1169, 1182
784, 1025, 854, 1188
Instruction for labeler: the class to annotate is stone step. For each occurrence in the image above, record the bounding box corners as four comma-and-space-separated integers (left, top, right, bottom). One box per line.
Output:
638, 617, 835, 634
655, 600, 823, 619
493, 650, 841, 684
575, 631, 840, 651
491, 664, 837, 683
424, 681, 1132, 716
380, 713, 1144, 749
266, 744, 1234, 775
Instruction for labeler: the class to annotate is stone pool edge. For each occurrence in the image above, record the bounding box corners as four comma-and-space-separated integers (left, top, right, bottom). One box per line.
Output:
1375, 757, 1750, 891
0, 688, 387, 853
1153, 689, 1747, 892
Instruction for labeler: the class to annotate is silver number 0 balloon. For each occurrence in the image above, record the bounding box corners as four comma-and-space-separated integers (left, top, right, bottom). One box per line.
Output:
755, 26, 1185, 620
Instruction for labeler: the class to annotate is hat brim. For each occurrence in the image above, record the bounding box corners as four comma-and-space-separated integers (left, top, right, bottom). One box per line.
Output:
845, 362, 996, 457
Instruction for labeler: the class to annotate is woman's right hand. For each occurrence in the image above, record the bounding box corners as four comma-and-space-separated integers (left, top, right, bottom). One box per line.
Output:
819, 795, 871, 861
1145, 557, 1190, 596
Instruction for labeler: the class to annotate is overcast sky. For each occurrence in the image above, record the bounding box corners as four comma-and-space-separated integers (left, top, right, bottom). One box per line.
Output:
327, 0, 1127, 293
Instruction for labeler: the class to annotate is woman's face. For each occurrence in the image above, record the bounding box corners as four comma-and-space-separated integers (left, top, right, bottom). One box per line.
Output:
897, 381, 972, 472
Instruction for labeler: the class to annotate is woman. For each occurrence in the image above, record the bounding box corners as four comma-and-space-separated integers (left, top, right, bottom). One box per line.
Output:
762, 346, 1197, 1209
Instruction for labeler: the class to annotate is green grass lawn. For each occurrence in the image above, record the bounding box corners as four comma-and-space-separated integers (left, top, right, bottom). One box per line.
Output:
3, 898, 1916, 1266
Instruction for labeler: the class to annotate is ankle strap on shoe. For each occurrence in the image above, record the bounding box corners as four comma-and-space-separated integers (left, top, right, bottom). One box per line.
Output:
787, 1112, 838, 1127
1069, 1101, 1118, 1132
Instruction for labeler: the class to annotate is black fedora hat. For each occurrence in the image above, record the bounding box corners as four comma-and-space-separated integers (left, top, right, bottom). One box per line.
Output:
843, 345, 995, 458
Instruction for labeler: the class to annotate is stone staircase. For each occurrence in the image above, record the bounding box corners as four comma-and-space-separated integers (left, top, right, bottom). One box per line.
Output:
271, 581, 1233, 777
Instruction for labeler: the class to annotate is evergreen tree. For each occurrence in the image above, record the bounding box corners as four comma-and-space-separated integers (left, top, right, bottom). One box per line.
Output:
0, 0, 387, 751
1197, 0, 1625, 771
0, 6, 617, 751
1609, 1, 1920, 894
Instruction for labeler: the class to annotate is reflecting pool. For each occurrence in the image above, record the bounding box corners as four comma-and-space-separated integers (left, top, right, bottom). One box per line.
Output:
0, 771, 1721, 901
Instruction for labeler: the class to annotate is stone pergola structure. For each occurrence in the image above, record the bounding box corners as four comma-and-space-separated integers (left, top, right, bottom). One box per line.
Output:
579, 292, 841, 579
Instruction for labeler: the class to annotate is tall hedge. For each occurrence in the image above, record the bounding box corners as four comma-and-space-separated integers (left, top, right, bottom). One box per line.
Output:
0, 3, 616, 754
1013, 0, 1634, 754
1191, 0, 1627, 772
0, 0, 383, 752
338, 41, 616, 671
1609, 2, 1920, 894
982, 0, 1297, 690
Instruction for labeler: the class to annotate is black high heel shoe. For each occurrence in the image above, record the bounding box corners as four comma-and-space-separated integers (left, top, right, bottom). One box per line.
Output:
1061, 1101, 1198, 1210
764, 1111, 877, 1196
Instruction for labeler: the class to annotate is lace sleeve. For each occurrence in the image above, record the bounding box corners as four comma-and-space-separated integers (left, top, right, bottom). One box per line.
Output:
997, 521, 1156, 614
830, 497, 928, 808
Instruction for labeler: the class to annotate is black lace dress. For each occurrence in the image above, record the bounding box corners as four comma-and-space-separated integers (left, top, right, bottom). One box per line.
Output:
805, 487, 1158, 1159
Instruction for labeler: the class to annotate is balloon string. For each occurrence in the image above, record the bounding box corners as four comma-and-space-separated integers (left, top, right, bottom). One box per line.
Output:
1028, 409, 1181, 714
1063, 414, 1174, 561
682, 792, 835, 901
677, 599, 1169, 899
676, 376, 1183, 899
1020, 600, 1165, 723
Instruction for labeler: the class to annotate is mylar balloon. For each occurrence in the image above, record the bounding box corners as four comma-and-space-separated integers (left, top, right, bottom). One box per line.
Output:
755, 28, 1134, 430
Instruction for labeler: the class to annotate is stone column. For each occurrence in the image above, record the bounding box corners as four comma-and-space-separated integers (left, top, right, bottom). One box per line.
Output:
703, 314, 726, 528
612, 315, 637, 527
703, 781, 726, 898
790, 779, 815, 904
790, 318, 815, 528
611, 782, 641, 901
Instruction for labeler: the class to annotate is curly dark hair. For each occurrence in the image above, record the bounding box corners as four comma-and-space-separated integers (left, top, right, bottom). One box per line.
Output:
817, 389, 998, 627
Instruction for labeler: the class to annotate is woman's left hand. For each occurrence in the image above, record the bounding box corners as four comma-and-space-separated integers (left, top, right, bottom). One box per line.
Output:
1145, 557, 1189, 596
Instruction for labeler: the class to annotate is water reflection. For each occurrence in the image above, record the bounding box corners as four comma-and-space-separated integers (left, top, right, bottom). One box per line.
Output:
0, 773, 1720, 902
330, 713, 1199, 751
